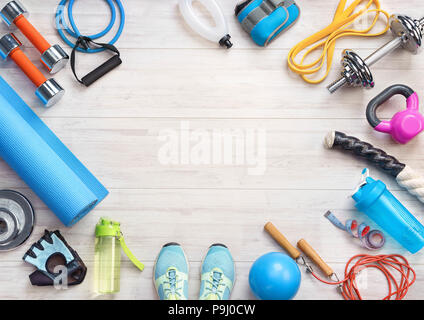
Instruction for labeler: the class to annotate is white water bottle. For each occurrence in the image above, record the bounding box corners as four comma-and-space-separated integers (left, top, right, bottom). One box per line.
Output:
178, 0, 233, 48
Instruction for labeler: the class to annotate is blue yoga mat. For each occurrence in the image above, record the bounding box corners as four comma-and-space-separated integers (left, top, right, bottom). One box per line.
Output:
0, 76, 108, 226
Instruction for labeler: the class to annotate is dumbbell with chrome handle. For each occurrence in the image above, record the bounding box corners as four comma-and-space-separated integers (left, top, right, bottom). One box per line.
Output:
264, 222, 341, 285
0, 33, 64, 107
0, 0, 69, 74
327, 14, 424, 94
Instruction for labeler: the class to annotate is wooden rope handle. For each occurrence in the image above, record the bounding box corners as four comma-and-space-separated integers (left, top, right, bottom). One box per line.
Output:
297, 239, 334, 277
264, 222, 301, 260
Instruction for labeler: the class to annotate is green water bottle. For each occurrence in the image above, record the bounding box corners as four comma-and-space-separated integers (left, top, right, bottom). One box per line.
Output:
94, 217, 144, 294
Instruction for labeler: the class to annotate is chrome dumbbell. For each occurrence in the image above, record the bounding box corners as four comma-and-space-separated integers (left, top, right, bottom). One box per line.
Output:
327, 15, 424, 94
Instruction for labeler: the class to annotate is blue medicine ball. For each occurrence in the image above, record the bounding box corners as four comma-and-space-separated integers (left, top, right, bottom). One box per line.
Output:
249, 252, 301, 300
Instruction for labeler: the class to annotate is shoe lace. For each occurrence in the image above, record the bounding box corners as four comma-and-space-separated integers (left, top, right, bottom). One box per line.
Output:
163, 268, 183, 300
204, 270, 226, 300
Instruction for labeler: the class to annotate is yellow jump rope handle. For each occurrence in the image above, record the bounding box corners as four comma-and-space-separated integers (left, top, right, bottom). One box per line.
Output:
287, 0, 390, 84
297, 239, 334, 277
265, 222, 302, 260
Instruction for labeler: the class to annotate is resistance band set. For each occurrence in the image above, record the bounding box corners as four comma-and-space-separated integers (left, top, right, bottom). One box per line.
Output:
0, 0, 423, 301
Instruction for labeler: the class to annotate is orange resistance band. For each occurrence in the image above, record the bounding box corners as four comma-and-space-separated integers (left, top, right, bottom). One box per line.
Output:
9, 47, 46, 87
311, 254, 416, 300
14, 15, 51, 54
287, 0, 390, 84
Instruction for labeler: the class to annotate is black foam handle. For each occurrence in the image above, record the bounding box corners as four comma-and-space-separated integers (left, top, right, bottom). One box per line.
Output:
81, 55, 122, 87
366, 84, 415, 128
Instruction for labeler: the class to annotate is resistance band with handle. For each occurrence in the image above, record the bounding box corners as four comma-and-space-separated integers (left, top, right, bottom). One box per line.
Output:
0, 76, 108, 226
287, 0, 390, 84
70, 36, 122, 87
55, 0, 125, 86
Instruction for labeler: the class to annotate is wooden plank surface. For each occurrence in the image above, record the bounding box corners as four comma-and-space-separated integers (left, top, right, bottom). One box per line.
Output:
0, 0, 423, 300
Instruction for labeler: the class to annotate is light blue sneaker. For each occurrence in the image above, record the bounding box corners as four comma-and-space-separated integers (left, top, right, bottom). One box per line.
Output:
199, 244, 235, 300
154, 243, 189, 300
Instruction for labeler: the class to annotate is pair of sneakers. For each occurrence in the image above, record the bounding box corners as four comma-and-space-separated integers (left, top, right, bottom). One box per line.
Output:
154, 243, 235, 300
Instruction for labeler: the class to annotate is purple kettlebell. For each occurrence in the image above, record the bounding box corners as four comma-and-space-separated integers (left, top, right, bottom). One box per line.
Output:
366, 84, 424, 144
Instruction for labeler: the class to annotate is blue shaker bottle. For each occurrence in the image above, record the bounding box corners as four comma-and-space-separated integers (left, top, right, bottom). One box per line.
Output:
352, 170, 424, 253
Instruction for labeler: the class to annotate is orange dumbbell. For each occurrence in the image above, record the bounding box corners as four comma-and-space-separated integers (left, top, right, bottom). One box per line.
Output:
0, 33, 64, 107
0, 0, 68, 73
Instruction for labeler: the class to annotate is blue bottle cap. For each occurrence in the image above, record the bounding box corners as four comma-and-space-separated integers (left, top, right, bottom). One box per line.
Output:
352, 176, 386, 211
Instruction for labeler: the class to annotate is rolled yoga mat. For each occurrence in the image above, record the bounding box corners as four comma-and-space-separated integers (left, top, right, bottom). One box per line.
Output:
0, 76, 108, 226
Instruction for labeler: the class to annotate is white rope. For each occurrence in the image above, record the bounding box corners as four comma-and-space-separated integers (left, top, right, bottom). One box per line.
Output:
396, 166, 424, 203
324, 131, 336, 149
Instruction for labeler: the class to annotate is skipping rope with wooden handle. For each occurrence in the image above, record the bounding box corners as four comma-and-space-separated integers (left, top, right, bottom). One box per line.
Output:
264, 222, 302, 261
325, 131, 424, 204
265, 222, 416, 300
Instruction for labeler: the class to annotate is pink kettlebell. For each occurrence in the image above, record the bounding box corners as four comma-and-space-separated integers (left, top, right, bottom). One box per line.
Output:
366, 84, 424, 144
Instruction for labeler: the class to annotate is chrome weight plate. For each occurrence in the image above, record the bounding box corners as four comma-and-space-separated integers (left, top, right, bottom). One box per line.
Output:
0, 190, 34, 251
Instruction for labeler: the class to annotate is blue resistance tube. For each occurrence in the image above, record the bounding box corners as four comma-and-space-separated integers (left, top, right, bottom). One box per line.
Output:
55, 0, 125, 53
0, 76, 109, 227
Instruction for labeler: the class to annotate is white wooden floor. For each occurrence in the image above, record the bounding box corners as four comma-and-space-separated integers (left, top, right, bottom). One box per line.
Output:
0, 0, 424, 300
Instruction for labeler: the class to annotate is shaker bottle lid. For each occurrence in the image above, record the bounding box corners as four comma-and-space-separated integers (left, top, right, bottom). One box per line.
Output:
95, 217, 121, 237
352, 173, 386, 211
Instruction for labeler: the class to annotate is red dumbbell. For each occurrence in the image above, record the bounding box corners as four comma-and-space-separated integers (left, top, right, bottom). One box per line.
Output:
0, 0, 69, 74
0, 33, 64, 107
